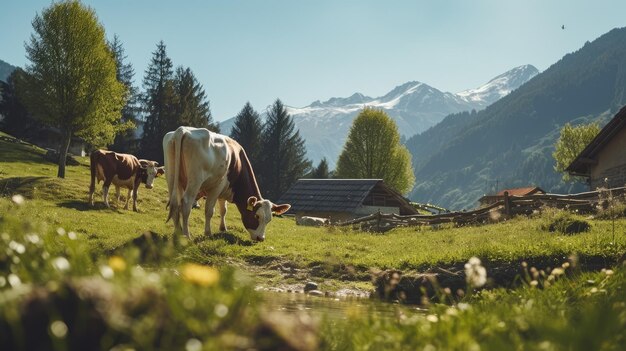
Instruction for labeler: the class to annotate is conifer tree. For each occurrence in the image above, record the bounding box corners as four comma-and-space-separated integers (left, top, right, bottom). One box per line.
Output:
140, 40, 176, 162
0, 69, 31, 137
109, 35, 139, 153
173, 66, 219, 132
310, 158, 330, 179
259, 99, 311, 199
230, 102, 262, 167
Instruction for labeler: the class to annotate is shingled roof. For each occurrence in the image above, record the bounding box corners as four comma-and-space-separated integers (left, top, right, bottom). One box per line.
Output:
277, 179, 398, 213
567, 105, 626, 176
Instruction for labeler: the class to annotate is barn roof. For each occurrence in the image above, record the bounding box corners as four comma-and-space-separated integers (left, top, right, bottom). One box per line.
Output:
278, 179, 406, 213
495, 186, 545, 196
567, 105, 626, 176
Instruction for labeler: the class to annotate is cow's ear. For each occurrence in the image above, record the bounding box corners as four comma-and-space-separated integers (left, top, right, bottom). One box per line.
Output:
271, 203, 291, 215
153, 161, 160, 167
139, 160, 149, 169
156, 167, 165, 176
246, 196, 258, 211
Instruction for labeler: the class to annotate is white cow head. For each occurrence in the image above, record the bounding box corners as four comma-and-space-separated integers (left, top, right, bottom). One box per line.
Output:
139, 160, 165, 189
244, 196, 290, 242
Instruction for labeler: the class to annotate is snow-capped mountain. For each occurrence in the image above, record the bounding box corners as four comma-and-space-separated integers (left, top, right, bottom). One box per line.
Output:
220, 65, 539, 168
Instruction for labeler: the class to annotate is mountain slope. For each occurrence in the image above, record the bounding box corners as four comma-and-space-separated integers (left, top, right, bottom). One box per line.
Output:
220, 65, 538, 168
406, 27, 626, 210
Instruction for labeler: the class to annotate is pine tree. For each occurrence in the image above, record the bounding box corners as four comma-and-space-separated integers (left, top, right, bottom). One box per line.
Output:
259, 99, 311, 199
230, 102, 262, 167
173, 66, 219, 132
310, 158, 330, 179
140, 40, 176, 162
0, 69, 31, 137
109, 34, 139, 154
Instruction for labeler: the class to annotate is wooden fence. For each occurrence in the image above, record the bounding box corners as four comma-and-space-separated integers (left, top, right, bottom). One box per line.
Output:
338, 187, 626, 232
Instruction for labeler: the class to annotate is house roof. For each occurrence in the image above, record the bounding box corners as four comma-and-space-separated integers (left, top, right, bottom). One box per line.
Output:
567, 105, 626, 175
277, 179, 408, 213
495, 186, 545, 196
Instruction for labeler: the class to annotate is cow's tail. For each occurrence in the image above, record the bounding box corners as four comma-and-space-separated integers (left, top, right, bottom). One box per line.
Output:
89, 151, 98, 201
166, 128, 185, 228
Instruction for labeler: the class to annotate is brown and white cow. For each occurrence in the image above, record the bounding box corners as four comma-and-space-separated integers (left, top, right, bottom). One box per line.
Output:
88, 149, 164, 211
162, 126, 290, 241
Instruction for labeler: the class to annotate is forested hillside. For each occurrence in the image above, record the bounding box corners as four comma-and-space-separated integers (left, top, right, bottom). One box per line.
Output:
406, 27, 626, 209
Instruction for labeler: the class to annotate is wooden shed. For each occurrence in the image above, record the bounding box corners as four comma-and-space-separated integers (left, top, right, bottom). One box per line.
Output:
478, 186, 545, 207
567, 105, 626, 190
277, 179, 419, 223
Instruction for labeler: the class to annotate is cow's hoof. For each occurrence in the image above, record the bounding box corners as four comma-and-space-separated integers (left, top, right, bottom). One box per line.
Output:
219, 226, 227, 232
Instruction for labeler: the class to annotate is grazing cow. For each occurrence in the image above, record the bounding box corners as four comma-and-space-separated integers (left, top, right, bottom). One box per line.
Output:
88, 150, 164, 211
163, 126, 290, 241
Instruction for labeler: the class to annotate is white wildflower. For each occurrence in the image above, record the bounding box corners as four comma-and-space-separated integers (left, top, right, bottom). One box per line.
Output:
214, 304, 228, 318
9, 241, 26, 254
56, 228, 66, 236
426, 314, 439, 323
464, 256, 487, 288
68, 232, 77, 240
50, 320, 68, 338
185, 338, 202, 351
52, 257, 71, 272
8, 274, 21, 287
99, 265, 114, 279
11, 194, 25, 205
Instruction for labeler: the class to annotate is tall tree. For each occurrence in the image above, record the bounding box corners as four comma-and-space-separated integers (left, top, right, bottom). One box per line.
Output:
0, 69, 31, 137
310, 158, 330, 179
260, 99, 311, 199
230, 102, 262, 167
18, 0, 127, 178
553, 122, 600, 182
335, 107, 415, 194
140, 40, 176, 162
109, 34, 139, 154
173, 66, 219, 132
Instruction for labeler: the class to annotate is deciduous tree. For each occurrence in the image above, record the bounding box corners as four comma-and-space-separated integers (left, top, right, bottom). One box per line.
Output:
18, 0, 127, 178
335, 107, 415, 194
553, 122, 600, 181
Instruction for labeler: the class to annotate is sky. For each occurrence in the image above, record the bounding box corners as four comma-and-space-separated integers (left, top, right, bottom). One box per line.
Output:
1, 1, 625, 122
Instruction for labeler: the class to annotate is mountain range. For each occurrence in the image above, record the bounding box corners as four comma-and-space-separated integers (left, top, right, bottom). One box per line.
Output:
406, 27, 626, 209
221, 64, 539, 168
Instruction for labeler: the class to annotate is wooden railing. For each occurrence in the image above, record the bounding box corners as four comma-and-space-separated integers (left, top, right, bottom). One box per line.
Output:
337, 187, 626, 231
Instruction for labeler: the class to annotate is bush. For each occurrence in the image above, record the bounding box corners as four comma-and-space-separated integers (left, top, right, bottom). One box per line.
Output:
539, 208, 591, 235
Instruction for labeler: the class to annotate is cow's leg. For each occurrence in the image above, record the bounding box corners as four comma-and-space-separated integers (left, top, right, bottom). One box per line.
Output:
115, 186, 121, 202
131, 187, 139, 212
181, 182, 204, 238
88, 187, 95, 206
218, 199, 228, 232
203, 195, 219, 236
124, 188, 131, 210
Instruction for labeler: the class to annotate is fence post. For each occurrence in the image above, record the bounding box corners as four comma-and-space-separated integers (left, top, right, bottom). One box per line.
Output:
377, 210, 382, 232
504, 191, 511, 217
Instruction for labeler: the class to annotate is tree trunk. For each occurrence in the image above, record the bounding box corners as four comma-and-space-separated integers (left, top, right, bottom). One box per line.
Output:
57, 128, 72, 178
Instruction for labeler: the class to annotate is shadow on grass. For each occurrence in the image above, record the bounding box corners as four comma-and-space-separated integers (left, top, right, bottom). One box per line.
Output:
58, 200, 124, 213
0, 176, 47, 196
192, 231, 253, 246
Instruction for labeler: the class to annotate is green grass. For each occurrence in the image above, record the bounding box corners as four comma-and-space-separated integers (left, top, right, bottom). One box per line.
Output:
2, 133, 626, 350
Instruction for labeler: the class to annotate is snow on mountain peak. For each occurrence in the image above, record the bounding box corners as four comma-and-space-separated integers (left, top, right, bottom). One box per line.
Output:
457, 65, 539, 104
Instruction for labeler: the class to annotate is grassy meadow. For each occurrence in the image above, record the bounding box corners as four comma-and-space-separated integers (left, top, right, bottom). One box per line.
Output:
1, 133, 626, 350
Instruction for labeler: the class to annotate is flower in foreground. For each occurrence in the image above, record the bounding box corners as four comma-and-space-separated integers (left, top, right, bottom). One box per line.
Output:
464, 256, 487, 288
182, 263, 220, 287
108, 256, 127, 272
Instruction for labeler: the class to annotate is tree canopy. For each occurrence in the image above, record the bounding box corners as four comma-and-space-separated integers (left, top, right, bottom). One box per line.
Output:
18, 0, 128, 177
335, 107, 415, 194
553, 122, 600, 182
230, 102, 263, 167
259, 99, 311, 199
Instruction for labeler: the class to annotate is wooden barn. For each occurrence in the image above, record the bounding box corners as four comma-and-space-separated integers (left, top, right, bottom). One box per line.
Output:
478, 186, 545, 207
277, 179, 419, 223
567, 105, 626, 190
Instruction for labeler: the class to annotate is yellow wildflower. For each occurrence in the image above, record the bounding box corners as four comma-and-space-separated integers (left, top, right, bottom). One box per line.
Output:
108, 256, 127, 272
182, 263, 220, 287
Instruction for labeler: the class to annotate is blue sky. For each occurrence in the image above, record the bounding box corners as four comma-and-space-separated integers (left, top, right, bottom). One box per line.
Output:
1, 1, 625, 121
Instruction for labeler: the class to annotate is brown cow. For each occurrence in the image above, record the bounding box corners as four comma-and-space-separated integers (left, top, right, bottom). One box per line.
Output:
162, 126, 290, 241
88, 150, 164, 211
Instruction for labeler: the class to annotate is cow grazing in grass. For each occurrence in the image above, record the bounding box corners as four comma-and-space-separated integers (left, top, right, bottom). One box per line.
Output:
162, 126, 290, 241
88, 150, 164, 211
